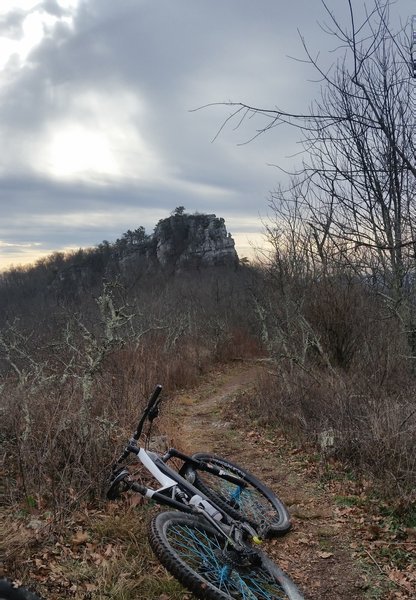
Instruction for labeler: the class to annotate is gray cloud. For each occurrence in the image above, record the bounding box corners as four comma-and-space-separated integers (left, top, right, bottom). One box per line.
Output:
0, 9, 26, 39
0, 0, 414, 269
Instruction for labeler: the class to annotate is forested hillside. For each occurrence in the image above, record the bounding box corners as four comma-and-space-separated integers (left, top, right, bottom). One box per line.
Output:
1, 208, 415, 505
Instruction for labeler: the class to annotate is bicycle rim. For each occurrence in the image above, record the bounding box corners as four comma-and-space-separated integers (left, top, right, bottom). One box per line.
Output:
192, 454, 290, 535
149, 512, 301, 600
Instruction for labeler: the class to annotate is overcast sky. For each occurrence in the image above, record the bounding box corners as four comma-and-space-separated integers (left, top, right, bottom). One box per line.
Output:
0, 0, 414, 271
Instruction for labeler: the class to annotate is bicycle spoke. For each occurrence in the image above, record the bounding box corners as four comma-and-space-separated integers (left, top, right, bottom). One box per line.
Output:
165, 522, 291, 599
206, 475, 277, 528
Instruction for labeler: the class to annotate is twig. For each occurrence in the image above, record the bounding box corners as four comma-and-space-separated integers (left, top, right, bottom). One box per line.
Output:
399, 408, 416, 430
364, 548, 384, 574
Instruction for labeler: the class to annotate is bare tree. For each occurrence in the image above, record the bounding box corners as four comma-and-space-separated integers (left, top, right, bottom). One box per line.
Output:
209, 1, 416, 308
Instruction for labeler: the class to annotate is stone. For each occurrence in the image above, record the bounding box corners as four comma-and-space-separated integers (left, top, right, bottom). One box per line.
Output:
153, 213, 239, 270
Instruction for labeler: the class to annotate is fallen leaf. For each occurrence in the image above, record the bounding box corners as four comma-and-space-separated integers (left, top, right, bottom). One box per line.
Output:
317, 551, 334, 559
72, 531, 89, 546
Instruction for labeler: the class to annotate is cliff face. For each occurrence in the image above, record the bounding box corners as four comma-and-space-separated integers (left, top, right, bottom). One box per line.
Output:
153, 213, 238, 269
48, 213, 238, 295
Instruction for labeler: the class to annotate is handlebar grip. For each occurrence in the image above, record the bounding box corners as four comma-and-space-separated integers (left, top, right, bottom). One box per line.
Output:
147, 384, 162, 410
131, 384, 163, 441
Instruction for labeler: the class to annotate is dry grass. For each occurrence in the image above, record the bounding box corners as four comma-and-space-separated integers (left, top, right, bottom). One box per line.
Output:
251, 365, 416, 495
0, 312, 264, 593
1, 501, 190, 599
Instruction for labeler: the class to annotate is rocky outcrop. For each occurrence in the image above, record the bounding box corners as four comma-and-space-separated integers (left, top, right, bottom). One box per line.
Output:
153, 213, 238, 269
50, 213, 239, 293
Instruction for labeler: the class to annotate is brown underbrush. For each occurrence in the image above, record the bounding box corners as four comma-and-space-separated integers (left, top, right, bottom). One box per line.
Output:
249, 366, 416, 501
1, 329, 261, 512
242, 275, 416, 503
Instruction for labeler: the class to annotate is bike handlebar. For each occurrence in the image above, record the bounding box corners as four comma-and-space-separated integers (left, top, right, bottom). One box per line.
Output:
133, 384, 162, 439
113, 384, 163, 467
147, 384, 163, 410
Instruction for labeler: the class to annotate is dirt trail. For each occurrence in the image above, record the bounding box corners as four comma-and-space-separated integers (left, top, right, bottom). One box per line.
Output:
172, 362, 389, 600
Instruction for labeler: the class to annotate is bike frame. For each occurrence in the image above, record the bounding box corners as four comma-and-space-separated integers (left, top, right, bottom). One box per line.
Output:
136, 448, 178, 495
127, 444, 230, 519
107, 387, 303, 600
120, 443, 259, 547
109, 385, 257, 545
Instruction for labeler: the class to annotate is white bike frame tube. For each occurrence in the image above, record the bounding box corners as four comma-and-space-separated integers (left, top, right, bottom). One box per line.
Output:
137, 448, 177, 490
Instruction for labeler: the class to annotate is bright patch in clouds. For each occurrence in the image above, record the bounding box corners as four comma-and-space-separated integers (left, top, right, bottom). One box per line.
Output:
1, 1, 39, 10
42, 91, 163, 182
0, 0, 79, 70
47, 125, 120, 178
0, 240, 41, 248
0, 1, 79, 14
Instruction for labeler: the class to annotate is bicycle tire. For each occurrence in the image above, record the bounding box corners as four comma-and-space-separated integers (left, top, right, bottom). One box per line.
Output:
191, 453, 291, 537
148, 511, 303, 600
0, 580, 42, 600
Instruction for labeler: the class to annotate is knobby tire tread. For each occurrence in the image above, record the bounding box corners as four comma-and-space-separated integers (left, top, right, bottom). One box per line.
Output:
148, 513, 226, 600
148, 511, 303, 600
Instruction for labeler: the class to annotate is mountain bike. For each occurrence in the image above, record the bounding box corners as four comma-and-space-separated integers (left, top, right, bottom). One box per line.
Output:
107, 384, 304, 599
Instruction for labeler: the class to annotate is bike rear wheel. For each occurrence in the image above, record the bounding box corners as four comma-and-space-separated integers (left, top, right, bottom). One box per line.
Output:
191, 453, 291, 536
149, 511, 303, 600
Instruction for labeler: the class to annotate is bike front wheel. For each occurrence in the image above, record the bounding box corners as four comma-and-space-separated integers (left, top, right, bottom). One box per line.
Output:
149, 511, 303, 600
191, 453, 291, 537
